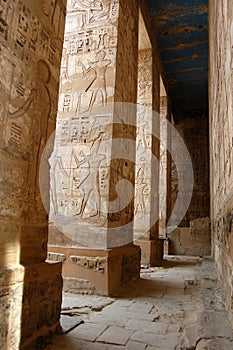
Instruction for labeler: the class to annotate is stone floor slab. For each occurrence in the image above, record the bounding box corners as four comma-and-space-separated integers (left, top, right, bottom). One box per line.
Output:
60, 315, 84, 334
45, 257, 233, 350
126, 319, 168, 334
71, 322, 108, 342
97, 326, 134, 345
131, 331, 159, 345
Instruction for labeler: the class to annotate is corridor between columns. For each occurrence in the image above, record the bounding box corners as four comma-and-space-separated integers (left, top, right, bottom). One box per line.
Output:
46, 257, 233, 350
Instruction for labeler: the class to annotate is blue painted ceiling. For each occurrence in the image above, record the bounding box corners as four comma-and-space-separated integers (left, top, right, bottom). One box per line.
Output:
145, 0, 208, 115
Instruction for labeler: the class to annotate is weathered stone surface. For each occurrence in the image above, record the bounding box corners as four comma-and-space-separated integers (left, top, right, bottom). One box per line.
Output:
20, 262, 63, 349
72, 322, 108, 342
47, 0, 141, 296
209, 0, 233, 311
134, 19, 161, 267
0, 0, 65, 347
48, 252, 66, 263
70, 256, 107, 273
169, 113, 210, 256
49, 0, 139, 249
97, 325, 134, 345
60, 315, 83, 334
45, 257, 233, 350
0, 266, 24, 350
196, 339, 233, 350
49, 245, 140, 296
168, 219, 211, 257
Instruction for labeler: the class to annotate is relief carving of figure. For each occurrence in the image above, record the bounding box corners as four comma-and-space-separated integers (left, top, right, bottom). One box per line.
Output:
135, 177, 148, 216
134, 162, 149, 216
77, 50, 111, 111
71, 132, 106, 218
3, 60, 51, 161
51, 131, 107, 222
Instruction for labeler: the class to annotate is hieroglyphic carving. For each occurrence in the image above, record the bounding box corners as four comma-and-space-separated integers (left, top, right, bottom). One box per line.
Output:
0, 1, 65, 346
134, 49, 153, 236
66, 0, 118, 31
50, 0, 120, 231
70, 255, 107, 272
0, 0, 15, 41
50, 113, 112, 226
47, 252, 66, 263
2, 60, 51, 163
59, 0, 118, 115
5, 1, 64, 65
159, 104, 168, 237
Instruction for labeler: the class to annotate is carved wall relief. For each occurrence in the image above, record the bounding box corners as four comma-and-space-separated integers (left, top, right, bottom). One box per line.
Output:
0, 0, 66, 348
0, 0, 15, 41
47, 252, 66, 263
134, 49, 153, 238
50, 113, 111, 227
48, 0, 139, 248
70, 255, 107, 272
0, 0, 65, 221
50, 0, 117, 234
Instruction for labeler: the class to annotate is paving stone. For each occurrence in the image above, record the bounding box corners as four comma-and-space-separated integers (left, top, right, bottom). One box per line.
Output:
71, 322, 108, 342
78, 340, 110, 350
111, 299, 135, 307
199, 310, 233, 339
125, 311, 157, 321
88, 314, 128, 327
168, 323, 182, 333
60, 315, 84, 334
125, 340, 147, 350
97, 326, 134, 345
126, 319, 168, 334
157, 333, 180, 349
128, 302, 153, 314
107, 341, 146, 350
45, 258, 233, 350
183, 324, 199, 348
131, 331, 158, 345
62, 293, 114, 311
100, 304, 128, 315
196, 338, 233, 350
47, 335, 87, 350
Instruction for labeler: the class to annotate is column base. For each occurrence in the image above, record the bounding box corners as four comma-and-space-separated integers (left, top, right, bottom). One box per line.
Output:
48, 244, 141, 296
0, 265, 24, 350
135, 239, 164, 267
20, 261, 62, 350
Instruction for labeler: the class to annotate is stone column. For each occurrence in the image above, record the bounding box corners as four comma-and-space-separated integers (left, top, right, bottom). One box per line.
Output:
48, 0, 140, 296
134, 38, 161, 266
0, 1, 65, 348
159, 78, 168, 238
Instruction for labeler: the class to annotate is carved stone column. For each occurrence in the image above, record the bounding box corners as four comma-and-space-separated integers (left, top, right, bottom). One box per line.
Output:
159, 79, 168, 238
48, 0, 140, 296
0, 0, 66, 348
134, 27, 161, 266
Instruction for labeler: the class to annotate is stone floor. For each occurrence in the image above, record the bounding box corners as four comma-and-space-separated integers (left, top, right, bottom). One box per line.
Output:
46, 256, 233, 350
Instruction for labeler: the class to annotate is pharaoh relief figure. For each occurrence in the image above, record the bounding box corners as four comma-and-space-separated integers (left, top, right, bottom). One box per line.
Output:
77, 50, 111, 111
50, 131, 107, 225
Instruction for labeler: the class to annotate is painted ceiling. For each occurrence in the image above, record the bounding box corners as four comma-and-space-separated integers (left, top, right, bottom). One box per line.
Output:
146, 0, 208, 115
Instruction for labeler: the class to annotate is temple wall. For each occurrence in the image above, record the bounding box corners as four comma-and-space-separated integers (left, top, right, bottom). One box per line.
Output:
209, 0, 233, 311
0, 0, 65, 348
